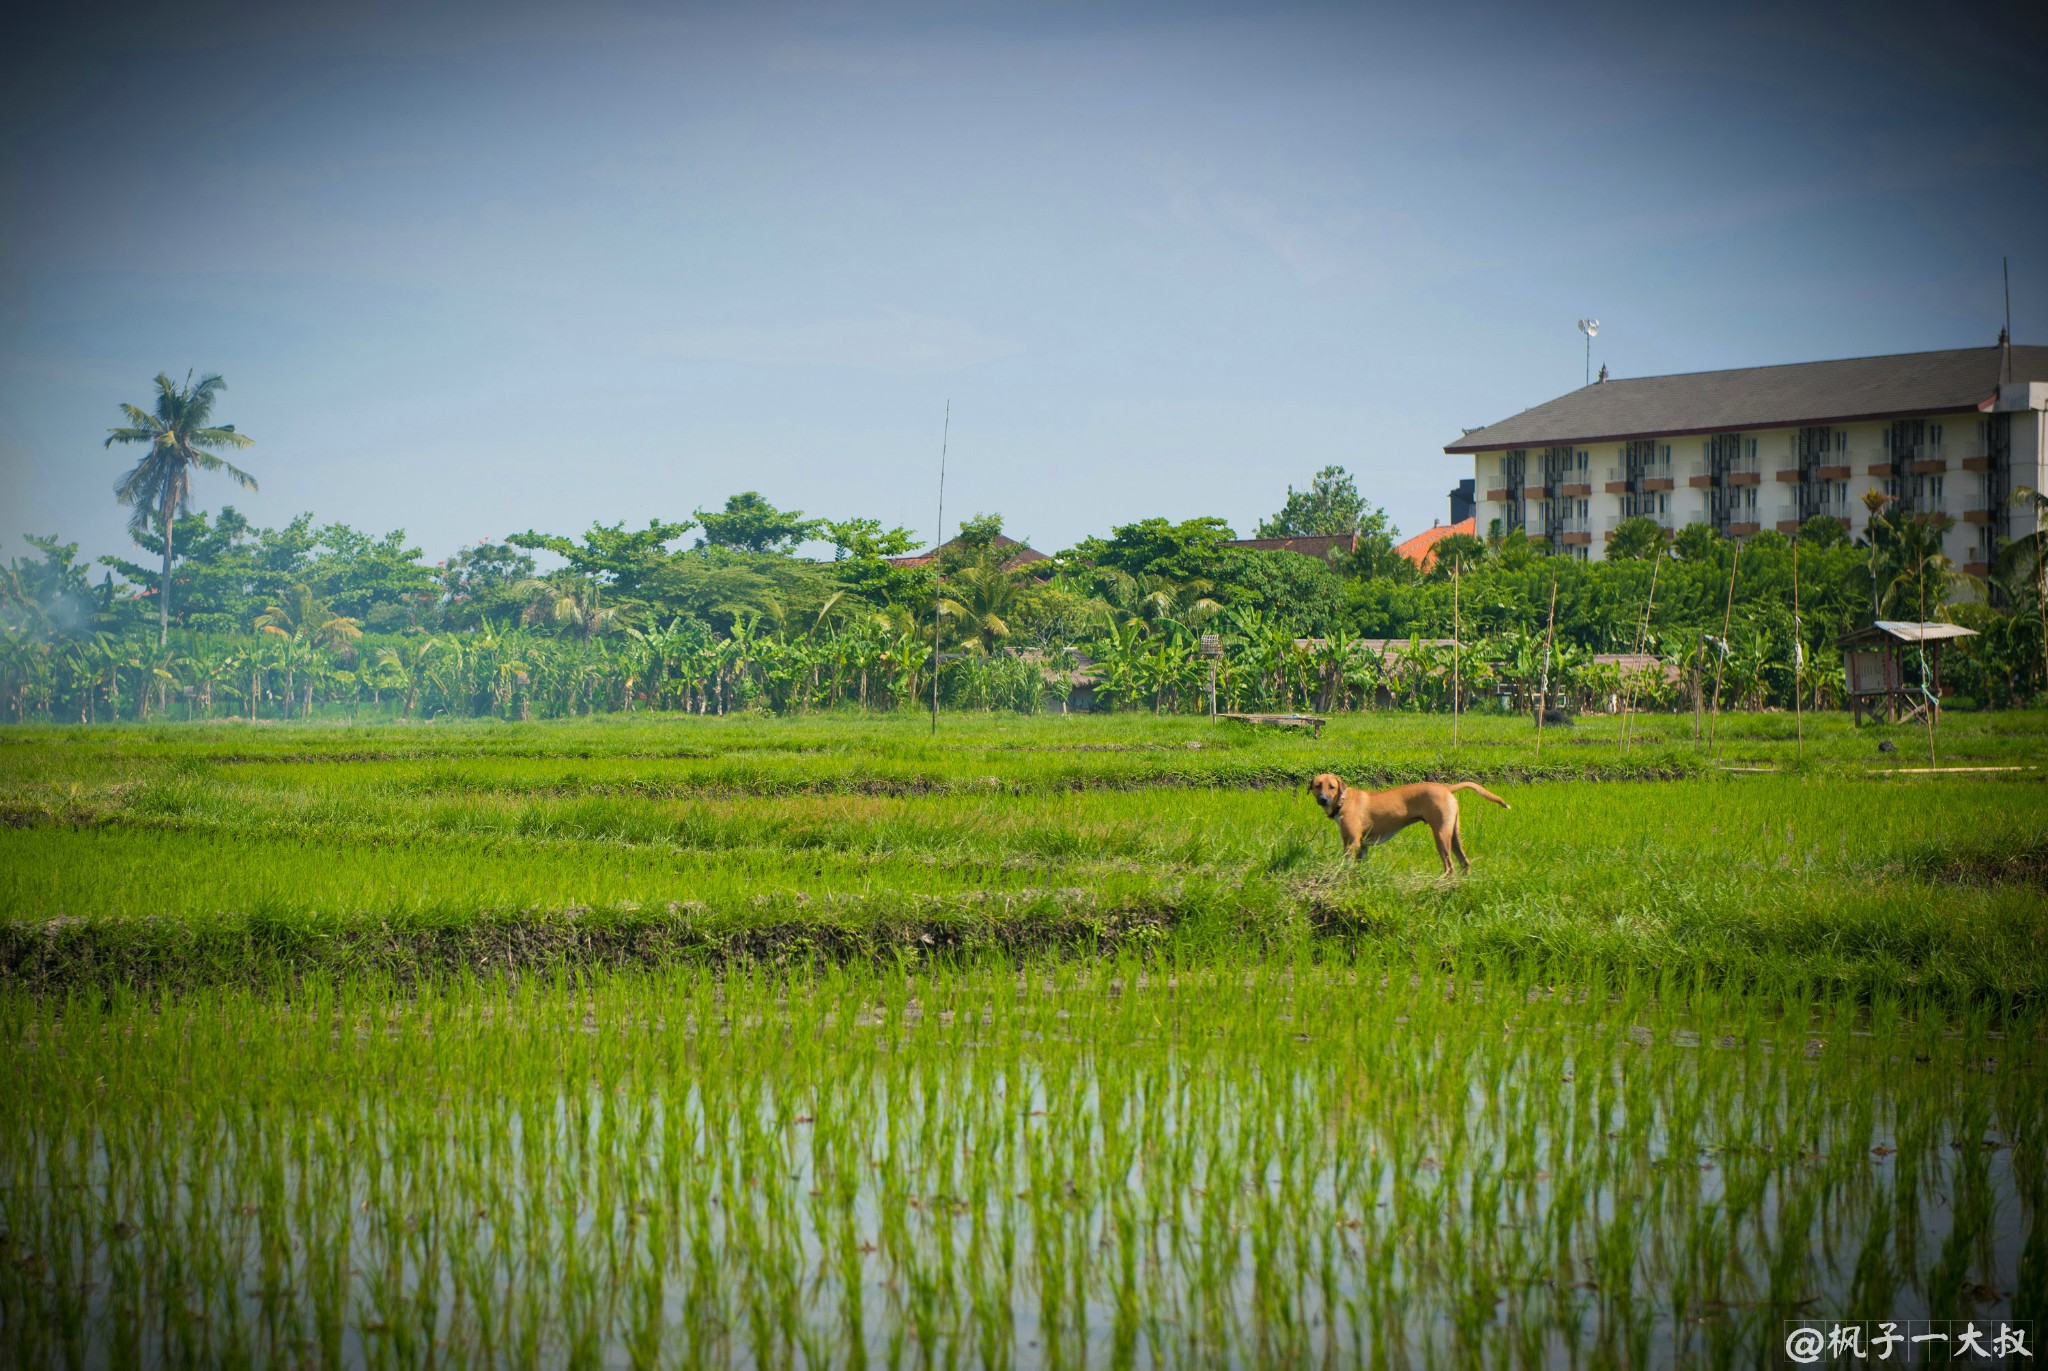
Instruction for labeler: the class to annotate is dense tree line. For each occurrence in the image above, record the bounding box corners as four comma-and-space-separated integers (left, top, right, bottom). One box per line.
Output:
3, 374, 2044, 722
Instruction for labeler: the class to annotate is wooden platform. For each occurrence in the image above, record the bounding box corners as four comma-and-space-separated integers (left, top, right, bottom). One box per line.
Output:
1218, 712, 1328, 738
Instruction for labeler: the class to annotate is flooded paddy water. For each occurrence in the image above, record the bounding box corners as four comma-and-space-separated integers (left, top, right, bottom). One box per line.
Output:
3, 959, 2038, 1368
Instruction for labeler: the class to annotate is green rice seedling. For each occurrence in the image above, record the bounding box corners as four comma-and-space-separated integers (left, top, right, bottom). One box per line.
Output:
14, 955, 2030, 1366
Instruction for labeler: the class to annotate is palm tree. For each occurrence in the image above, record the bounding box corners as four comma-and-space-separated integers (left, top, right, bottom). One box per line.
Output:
255, 584, 363, 653
371, 635, 445, 718
104, 372, 256, 645
939, 565, 1022, 654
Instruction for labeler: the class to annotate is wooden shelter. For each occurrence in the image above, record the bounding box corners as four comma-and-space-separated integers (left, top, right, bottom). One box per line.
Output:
1835, 621, 1978, 725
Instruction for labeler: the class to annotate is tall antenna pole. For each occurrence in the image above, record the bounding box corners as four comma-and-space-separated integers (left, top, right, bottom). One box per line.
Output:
931, 400, 949, 738
2005, 257, 2015, 385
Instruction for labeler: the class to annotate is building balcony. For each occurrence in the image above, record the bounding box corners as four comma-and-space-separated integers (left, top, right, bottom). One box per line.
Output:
1866, 463, 1894, 477
1559, 531, 1592, 546
1727, 521, 1761, 537
1556, 482, 1592, 497
1816, 465, 1850, 480
1961, 456, 1991, 472
1912, 458, 1947, 474
1962, 509, 1993, 525
1775, 519, 1804, 533
1603, 480, 1631, 494
1964, 561, 1992, 577
1485, 488, 1511, 502
1728, 471, 1761, 486
1641, 476, 1674, 492
1521, 485, 1548, 499
1773, 470, 1800, 483
1687, 474, 1713, 489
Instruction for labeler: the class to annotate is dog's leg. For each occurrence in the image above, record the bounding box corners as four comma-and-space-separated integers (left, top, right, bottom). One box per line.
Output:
1450, 821, 1471, 873
1431, 823, 1457, 877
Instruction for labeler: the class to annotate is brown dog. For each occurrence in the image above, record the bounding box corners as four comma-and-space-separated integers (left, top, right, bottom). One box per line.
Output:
1308, 772, 1510, 875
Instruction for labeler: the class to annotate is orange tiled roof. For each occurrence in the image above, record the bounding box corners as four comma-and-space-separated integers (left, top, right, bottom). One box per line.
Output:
1393, 518, 1476, 569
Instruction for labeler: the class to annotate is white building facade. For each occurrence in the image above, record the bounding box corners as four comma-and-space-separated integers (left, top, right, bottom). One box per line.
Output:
1445, 345, 2048, 574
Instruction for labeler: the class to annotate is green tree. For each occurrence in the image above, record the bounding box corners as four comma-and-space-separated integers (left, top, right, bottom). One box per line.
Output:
947, 513, 1008, 563
254, 584, 363, 653
104, 372, 257, 644
306, 523, 438, 627
1795, 514, 1851, 550
1604, 517, 1667, 562
694, 492, 820, 555
823, 518, 930, 609
1, 536, 105, 638
1257, 465, 1367, 537
1078, 516, 1236, 584
1341, 511, 1408, 581
509, 520, 694, 610
439, 540, 538, 628
1422, 531, 1490, 579
1671, 523, 1725, 563
939, 565, 1022, 653
1860, 492, 1958, 621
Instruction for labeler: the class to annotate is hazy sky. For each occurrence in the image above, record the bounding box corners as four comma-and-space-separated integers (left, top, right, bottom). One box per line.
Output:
3, 0, 2044, 568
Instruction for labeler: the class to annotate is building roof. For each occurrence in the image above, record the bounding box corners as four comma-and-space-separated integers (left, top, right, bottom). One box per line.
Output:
1444, 344, 2048, 454
1836, 620, 1981, 649
1220, 534, 1359, 560
1393, 518, 1476, 569
886, 533, 1048, 570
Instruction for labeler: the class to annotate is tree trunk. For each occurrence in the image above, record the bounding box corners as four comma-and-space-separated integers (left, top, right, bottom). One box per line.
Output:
158, 499, 174, 647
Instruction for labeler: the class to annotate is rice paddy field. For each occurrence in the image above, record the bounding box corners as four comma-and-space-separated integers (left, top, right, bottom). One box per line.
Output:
3, 709, 2045, 1367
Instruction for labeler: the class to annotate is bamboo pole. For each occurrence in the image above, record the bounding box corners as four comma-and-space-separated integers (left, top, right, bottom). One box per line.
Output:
1534, 569, 1558, 759
1619, 536, 1664, 755
1792, 537, 1803, 759
930, 401, 949, 738
1919, 551, 1938, 768
1451, 554, 1461, 749
1706, 537, 1741, 757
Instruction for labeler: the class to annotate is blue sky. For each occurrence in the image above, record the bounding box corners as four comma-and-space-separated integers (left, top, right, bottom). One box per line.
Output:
3, 0, 2043, 567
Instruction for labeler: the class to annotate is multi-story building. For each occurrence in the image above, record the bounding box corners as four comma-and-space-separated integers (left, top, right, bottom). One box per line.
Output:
1444, 344, 2048, 572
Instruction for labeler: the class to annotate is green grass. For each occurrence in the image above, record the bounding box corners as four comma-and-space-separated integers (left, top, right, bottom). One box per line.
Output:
1, 711, 2044, 1366
3, 712, 2045, 997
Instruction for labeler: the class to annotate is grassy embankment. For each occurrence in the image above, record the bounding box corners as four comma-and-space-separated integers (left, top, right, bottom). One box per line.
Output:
3, 710, 2045, 997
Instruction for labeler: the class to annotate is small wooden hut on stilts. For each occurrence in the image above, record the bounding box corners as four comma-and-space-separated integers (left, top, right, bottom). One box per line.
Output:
1835, 621, 1978, 725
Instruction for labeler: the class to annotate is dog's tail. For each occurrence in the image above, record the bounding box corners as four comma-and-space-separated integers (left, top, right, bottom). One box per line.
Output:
1447, 782, 1510, 810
